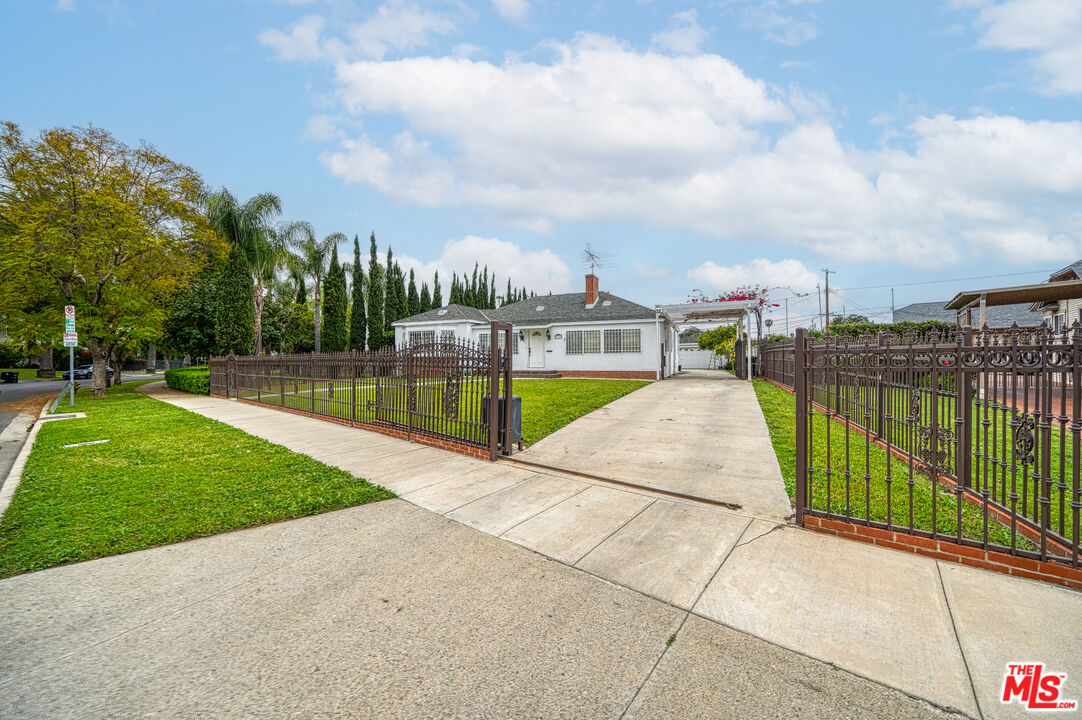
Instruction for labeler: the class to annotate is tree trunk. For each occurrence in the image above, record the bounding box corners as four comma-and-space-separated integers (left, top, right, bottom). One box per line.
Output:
163, 355, 171, 372
146, 344, 157, 373
183, 354, 192, 367
313, 281, 322, 354
36, 346, 56, 378
253, 281, 264, 356
86, 338, 110, 396
109, 350, 121, 387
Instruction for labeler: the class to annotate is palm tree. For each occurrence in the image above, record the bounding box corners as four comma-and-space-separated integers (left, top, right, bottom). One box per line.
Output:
290, 224, 347, 353
203, 189, 283, 355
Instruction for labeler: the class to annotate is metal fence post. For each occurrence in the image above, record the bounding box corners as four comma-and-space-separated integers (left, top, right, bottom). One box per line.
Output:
350, 350, 356, 424
488, 321, 500, 461
310, 353, 315, 414
794, 328, 807, 525
279, 355, 285, 407
959, 327, 973, 489
501, 323, 513, 455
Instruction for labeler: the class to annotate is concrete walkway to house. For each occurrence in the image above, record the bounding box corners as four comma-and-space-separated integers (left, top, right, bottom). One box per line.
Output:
113, 382, 1082, 719
516, 369, 794, 520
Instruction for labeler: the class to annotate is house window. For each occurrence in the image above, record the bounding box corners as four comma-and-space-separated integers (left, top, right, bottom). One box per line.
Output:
440, 330, 456, 342
1054, 313, 1065, 335
479, 332, 518, 353
566, 330, 601, 354
408, 330, 435, 345
604, 328, 642, 353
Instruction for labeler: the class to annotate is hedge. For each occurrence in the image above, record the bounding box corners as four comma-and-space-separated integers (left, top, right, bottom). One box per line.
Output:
165, 366, 210, 395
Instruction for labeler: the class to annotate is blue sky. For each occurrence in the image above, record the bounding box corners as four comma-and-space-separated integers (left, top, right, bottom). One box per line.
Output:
4, 0, 1081, 329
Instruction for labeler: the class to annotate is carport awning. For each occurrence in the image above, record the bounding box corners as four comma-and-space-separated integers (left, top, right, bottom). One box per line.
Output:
656, 300, 757, 325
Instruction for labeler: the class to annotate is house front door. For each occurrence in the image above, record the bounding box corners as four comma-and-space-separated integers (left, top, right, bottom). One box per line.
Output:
528, 331, 545, 368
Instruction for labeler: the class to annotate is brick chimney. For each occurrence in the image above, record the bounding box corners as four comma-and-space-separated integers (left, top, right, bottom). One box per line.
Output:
585, 274, 599, 305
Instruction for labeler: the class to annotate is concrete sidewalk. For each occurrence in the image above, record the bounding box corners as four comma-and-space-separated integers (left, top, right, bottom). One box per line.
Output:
136, 383, 1082, 718
0, 500, 958, 719
516, 369, 793, 520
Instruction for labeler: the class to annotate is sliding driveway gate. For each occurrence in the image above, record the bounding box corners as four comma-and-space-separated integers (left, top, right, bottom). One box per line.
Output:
761, 325, 1081, 568
209, 322, 515, 460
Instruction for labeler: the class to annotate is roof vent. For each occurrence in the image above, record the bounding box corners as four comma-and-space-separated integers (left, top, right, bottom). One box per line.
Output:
437, 309, 448, 316
536, 305, 545, 311
602, 300, 612, 307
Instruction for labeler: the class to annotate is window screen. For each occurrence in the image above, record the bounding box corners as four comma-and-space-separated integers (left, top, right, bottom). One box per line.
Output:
604, 328, 642, 353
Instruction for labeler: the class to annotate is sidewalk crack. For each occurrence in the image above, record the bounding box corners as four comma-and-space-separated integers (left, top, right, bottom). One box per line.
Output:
616, 611, 690, 720
730, 521, 786, 552
936, 562, 984, 720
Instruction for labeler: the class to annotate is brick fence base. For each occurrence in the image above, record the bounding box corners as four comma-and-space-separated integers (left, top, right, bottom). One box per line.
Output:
231, 397, 492, 460
804, 515, 1082, 591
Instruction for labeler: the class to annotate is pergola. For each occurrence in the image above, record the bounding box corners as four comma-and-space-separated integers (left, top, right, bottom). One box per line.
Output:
656, 300, 758, 380
944, 279, 1082, 327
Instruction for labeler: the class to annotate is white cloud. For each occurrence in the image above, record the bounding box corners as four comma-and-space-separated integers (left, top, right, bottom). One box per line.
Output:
268, 23, 1082, 268
395, 236, 573, 295
740, 1, 822, 46
490, 0, 529, 23
687, 258, 819, 294
651, 9, 708, 55
634, 262, 670, 280
964, 0, 1082, 95
260, 2, 454, 63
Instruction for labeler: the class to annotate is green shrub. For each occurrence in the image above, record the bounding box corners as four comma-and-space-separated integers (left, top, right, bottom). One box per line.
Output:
165, 366, 209, 395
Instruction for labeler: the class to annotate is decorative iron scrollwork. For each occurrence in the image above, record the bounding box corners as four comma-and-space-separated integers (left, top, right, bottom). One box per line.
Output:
917, 425, 952, 477
1014, 415, 1036, 465
443, 373, 461, 419
908, 391, 921, 424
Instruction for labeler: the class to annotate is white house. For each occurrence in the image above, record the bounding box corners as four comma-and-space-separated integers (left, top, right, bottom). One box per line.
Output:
392, 274, 680, 380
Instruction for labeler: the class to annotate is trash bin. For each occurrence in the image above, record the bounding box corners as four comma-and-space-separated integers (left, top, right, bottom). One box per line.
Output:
0, 372, 18, 384
482, 395, 522, 446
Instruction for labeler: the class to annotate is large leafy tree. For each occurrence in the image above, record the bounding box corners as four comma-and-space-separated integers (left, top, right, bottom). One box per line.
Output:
321, 243, 348, 352
291, 225, 345, 353
202, 189, 284, 355
366, 233, 385, 350
0, 122, 217, 395
349, 234, 366, 351
163, 260, 224, 361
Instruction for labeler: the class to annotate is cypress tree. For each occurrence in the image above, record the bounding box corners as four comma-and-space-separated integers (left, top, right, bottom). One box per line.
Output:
215, 244, 254, 355
479, 265, 489, 308
505, 279, 512, 306
366, 232, 385, 350
393, 262, 408, 321
432, 271, 442, 307
407, 269, 420, 316
383, 246, 395, 335
419, 282, 431, 312
489, 279, 496, 309
322, 245, 348, 352
470, 263, 479, 308
449, 273, 459, 305
349, 235, 366, 351
296, 276, 307, 305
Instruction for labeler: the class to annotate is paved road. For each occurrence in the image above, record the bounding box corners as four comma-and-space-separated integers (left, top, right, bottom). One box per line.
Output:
516, 369, 794, 520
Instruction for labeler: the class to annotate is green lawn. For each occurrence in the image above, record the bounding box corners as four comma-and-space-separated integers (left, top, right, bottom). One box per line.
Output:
753, 379, 1027, 548
0, 368, 43, 381
0, 381, 393, 579
236, 375, 650, 448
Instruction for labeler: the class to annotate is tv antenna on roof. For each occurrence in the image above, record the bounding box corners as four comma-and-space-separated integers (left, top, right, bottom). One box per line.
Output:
581, 242, 614, 274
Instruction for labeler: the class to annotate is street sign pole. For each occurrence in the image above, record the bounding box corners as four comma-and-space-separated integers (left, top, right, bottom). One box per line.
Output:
64, 306, 77, 407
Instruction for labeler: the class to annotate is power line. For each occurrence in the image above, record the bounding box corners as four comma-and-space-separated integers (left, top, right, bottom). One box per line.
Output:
839, 268, 1056, 292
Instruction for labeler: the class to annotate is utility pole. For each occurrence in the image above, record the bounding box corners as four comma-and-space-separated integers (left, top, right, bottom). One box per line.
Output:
816, 284, 822, 330
784, 297, 789, 336
890, 288, 895, 320
822, 268, 832, 329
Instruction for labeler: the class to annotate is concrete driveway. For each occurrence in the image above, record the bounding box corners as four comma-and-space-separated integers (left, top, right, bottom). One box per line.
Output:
516, 369, 793, 520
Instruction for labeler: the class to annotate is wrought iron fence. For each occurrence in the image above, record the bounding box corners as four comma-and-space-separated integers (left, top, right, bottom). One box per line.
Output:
787, 325, 1080, 567
208, 323, 515, 460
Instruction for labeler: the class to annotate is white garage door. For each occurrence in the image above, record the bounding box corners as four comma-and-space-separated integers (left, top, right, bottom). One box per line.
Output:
678, 349, 716, 369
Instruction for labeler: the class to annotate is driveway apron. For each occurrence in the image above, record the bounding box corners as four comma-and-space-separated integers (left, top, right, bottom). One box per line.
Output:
515, 369, 793, 521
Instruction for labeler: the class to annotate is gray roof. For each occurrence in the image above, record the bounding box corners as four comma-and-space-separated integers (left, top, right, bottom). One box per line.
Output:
394, 303, 491, 324
1049, 260, 1082, 282
893, 301, 1039, 327
488, 291, 657, 325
